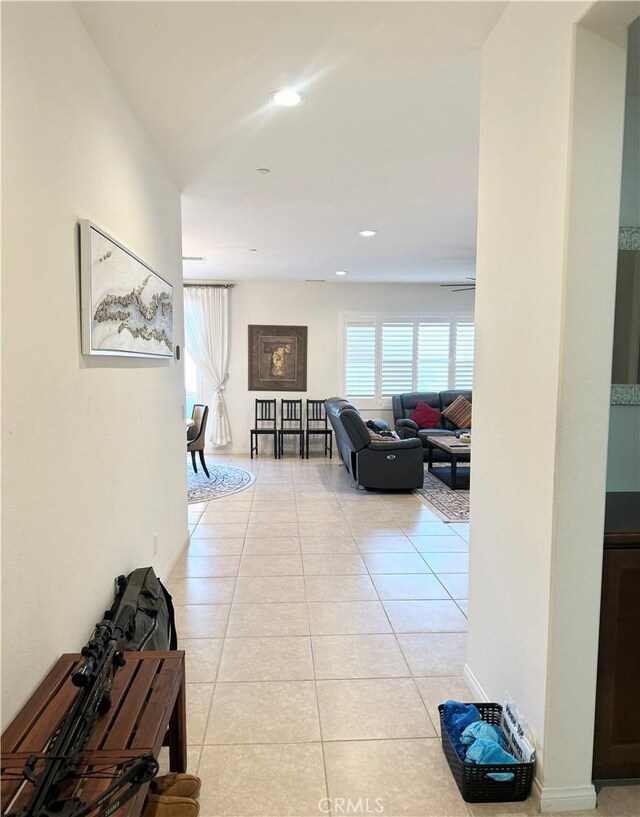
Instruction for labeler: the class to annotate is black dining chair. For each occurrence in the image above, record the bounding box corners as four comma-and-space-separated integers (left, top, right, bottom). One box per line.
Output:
305, 399, 333, 459
278, 399, 304, 458
250, 399, 278, 459
187, 404, 210, 478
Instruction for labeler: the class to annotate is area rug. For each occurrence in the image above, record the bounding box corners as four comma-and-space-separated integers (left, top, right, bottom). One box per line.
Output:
416, 468, 470, 523
188, 463, 255, 504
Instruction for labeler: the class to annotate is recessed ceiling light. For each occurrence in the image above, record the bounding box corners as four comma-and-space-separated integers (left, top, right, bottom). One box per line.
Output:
359, 230, 377, 237
335, 270, 348, 276
256, 168, 270, 175
270, 88, 305, 107
249, 248, 258, 253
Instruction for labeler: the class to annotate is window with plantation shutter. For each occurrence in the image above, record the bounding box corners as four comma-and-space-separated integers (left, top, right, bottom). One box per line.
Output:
345, 321, 376, 397
417, 321, 450, 392
344, 313, 474, 404
381, 321, 414, 396
454, 322, 474, 389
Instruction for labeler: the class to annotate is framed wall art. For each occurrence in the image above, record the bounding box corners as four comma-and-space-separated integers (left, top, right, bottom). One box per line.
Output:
248, 325, 307, 391
80, 220, 174, 358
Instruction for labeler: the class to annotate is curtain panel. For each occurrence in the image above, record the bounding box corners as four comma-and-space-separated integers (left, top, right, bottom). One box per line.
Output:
183, 286, 232, 447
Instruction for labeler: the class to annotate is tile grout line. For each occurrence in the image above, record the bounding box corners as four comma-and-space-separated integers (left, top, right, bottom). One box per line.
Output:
194, 735, 447, 747
303, 500, 332, 816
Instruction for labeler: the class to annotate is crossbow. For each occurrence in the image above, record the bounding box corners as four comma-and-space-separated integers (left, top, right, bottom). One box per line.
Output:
4, 602, 158, 817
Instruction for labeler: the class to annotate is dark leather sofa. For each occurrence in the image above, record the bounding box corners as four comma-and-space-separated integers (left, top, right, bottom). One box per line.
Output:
325, 397, 424, 490
392, 391, 472, 461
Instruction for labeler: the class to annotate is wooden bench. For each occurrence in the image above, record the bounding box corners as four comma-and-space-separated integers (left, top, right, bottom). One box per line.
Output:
1, 651, 186, 817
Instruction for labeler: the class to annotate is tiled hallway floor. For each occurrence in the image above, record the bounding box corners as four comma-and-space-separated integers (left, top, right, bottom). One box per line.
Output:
166, 455, 639, 817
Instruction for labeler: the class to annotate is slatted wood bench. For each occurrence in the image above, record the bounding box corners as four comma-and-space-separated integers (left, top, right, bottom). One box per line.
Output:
1, 651, 186, 817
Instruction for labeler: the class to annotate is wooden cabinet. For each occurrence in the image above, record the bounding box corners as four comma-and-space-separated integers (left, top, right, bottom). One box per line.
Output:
592, 493, 640, 781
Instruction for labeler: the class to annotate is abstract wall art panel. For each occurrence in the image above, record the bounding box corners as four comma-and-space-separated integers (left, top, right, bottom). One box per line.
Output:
80, 221, 173, 358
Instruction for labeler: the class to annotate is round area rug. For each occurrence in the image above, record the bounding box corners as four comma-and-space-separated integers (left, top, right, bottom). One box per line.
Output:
188, 463, 255, 504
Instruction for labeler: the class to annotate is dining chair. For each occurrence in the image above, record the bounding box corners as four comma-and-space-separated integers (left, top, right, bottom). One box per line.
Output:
278, 399, 304, 458
250, 399, 278, 459
305, 399, 333, 459
187, 404, 210, 478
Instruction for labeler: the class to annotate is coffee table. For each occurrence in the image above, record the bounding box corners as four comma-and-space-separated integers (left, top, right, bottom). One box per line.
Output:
425, 435, 471, 490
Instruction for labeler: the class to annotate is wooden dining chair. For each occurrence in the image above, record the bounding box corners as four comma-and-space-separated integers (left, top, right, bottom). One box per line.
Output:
250, 399, 278, 459
305, 399, 333, 459
187, 404, 210, 478
278, 399, 304, 458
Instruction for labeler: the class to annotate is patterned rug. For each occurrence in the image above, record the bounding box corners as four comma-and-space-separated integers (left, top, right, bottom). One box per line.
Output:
416, 468, 470, 522
188, 463, 255, 504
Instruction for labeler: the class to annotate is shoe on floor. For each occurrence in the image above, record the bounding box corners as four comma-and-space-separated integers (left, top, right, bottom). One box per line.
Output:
149, 774, 201, 799
142, 794, 199, 817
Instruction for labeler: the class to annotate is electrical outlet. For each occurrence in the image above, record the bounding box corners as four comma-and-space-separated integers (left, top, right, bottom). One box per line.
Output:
153, 532, 159, 555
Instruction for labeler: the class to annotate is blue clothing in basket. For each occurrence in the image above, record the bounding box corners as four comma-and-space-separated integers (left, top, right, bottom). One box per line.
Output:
442, 701, 481, 758
465, 739, 517, 782
461, 720, 503, 746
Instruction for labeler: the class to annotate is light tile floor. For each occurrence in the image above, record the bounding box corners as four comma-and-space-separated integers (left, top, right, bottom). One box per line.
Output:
167, 454, 639, 817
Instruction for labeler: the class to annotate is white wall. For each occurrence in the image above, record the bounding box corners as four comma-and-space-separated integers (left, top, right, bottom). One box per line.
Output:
203, 281, 474, 453
1, 3, 187, 727
468, 2, 627, 811
542, 21, 627, 802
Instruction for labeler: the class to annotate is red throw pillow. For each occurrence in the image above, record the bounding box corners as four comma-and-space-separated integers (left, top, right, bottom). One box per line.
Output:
410, 401, 442, 429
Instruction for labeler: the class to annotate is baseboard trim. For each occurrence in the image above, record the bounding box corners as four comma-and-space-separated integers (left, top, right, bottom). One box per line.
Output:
160, 531, 189, 584
463, 663, 490, 702
535, 781, 597, 812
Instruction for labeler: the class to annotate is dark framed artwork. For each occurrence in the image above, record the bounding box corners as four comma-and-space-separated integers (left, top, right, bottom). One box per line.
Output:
248, 325, 307, 391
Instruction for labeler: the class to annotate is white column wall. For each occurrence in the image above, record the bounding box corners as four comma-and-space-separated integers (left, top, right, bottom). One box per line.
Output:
543, 23, 627, 800
467, 2, 628, 810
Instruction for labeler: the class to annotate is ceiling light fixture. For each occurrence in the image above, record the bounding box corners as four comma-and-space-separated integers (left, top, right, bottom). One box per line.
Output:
256, 168, 270, 175
359, 230, 377, 237
249, 248, 258, 253
335, 270, 348, 276
270, 88, 305, 107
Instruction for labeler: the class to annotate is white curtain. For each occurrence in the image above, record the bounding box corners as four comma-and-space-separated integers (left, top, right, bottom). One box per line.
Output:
184, 286, 232, 447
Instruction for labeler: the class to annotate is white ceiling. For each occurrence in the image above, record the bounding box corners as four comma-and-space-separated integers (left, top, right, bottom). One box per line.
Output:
77, 2, 507, 283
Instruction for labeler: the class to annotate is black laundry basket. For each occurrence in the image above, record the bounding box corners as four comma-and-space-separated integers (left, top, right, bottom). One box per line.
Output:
438, 702, 535, 803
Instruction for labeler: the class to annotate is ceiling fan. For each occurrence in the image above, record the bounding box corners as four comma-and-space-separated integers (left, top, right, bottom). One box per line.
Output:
440, 277, 476, 292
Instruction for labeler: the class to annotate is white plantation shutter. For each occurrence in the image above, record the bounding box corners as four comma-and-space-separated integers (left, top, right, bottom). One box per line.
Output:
416, 321, 451, 391
381, 321, 414, 395
345, 321, 376, 397
344, 314, 474, 401
454, 322, 475, 389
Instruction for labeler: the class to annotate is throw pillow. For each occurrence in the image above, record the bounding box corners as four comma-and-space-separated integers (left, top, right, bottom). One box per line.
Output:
442, 395, 472, 429
410, 401, 442, 429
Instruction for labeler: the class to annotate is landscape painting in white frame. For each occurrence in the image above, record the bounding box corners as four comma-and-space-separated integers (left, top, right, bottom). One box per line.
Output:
80, 221, 173, 358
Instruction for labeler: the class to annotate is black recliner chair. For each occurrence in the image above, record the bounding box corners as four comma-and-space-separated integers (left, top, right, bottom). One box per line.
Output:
325, 398, 423, 490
